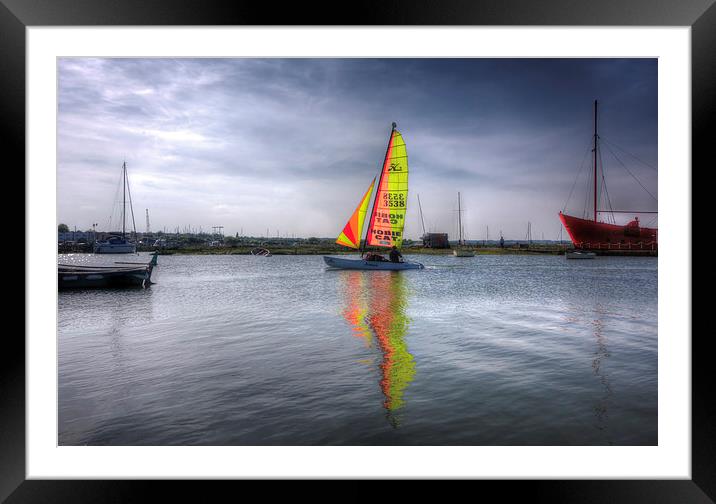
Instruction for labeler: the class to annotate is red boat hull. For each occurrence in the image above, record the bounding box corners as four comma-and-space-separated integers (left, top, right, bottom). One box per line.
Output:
559, 212, 657, 250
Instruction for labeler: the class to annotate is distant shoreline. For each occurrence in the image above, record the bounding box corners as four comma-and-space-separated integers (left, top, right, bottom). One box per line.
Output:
58, 244, 656, 257
155, 247, 655, 257
153, 246, 567, 256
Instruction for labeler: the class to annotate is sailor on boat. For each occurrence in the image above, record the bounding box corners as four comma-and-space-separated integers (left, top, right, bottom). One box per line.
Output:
389, 246, 403, 263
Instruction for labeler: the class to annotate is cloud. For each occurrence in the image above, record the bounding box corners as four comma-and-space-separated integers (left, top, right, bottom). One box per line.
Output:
57, 58, 658, 239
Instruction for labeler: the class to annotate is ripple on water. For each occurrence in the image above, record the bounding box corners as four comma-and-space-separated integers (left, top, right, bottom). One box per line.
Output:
58, 254, 657, 445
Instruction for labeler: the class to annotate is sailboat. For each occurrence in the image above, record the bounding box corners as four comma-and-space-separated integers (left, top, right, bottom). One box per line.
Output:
323, 123, 424, 270
559, 100, 657, 251
94, 161, 137, 254
453, 192, 475, 257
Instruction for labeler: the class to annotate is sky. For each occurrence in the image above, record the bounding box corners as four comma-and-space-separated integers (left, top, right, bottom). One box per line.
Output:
57, 58, 658, 240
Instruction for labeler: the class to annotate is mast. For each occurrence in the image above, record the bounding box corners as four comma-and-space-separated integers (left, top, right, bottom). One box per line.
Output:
457, 192, 463, 245
593, 100, 598, 222
122, 161, 126, 238
417, 194, 426, 237
124, 162, 138, 240
361, 122, 396, 255
526, 221, 532, 244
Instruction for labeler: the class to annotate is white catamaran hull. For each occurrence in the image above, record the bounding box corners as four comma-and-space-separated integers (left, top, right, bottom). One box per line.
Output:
323, 256, 424, 270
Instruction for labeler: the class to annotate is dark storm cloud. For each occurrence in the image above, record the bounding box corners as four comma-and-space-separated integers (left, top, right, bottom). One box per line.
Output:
58, 58, 657, 239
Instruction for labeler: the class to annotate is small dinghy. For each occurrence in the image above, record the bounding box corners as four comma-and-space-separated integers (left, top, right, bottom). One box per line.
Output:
565, 250, 596, 259
251, 247, 272, 257
453, 248, 475, 257
323, 122, 424, 271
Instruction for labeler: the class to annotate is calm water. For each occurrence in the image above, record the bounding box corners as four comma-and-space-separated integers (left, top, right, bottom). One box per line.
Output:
58, 253, 657, 445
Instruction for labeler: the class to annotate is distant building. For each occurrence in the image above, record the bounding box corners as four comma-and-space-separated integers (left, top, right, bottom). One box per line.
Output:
422, 233, 449, 249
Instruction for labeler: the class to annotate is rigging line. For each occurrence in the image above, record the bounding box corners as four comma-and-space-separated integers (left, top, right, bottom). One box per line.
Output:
582, 150, 592, 220
125, 166, 138, 237
603, 142, 658, 202
563, 138, 594, 212
599, 146, 616, 224
107, 169, 123, 232
601, 137, 658, 172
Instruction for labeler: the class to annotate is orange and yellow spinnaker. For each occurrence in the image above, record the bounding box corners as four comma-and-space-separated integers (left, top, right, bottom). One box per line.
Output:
366, 127, 409, 249
336, 178, 376, 249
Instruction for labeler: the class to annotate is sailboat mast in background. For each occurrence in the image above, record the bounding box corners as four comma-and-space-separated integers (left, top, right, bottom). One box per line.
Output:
453, 192, 474, 257
417, 194, 427, 240
457, 192, 463, 245
94, 161, 138, 254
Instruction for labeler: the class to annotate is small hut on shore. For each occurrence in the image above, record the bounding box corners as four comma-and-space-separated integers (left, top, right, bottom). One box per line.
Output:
422, 233, 449, 249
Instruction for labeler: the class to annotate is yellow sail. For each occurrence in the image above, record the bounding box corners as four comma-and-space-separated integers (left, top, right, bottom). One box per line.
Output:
336, 178, 376, 249
366, 126, 408, 248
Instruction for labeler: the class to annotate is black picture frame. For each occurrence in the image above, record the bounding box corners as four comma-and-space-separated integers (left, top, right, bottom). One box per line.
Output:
5, 0, 711, 500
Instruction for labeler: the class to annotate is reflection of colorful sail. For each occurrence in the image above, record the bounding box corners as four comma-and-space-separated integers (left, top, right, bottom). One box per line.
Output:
366, 127, 409, 249
339, 270, 415, 413
368, 273, 414, 411
340, 271, 372, 347
336, 178, 376, 249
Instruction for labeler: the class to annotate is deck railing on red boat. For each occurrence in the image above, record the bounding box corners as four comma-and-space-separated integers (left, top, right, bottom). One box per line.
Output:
575, 241, 657, 251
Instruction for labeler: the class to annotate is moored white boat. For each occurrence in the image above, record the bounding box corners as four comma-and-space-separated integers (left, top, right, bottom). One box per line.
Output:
565, 250, 596, 259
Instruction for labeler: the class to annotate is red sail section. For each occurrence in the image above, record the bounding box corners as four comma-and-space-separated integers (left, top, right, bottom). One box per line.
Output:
336, 178, 376, 249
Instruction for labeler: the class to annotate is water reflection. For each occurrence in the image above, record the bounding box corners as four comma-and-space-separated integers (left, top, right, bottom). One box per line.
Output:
584, 271, 614, 444
341, 271, 373, 348
339, 271, 416, 423
591, 303, 613, 444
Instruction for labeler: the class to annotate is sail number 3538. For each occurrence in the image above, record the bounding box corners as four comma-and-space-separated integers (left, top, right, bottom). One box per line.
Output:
382, 193, 405, 208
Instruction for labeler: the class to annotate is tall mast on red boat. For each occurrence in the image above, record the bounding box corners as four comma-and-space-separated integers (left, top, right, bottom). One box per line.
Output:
593, 100, 598, 222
